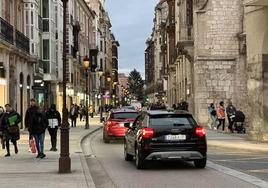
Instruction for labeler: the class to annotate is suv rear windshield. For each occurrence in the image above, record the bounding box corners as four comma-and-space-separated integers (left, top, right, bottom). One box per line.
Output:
111, 112, 138, 119
149, 114, 197, 128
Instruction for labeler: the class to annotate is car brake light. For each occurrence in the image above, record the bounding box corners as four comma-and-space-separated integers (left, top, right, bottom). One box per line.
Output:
107, 119, 118, 127
141, 128, 154, 138
195, 127, 205, 137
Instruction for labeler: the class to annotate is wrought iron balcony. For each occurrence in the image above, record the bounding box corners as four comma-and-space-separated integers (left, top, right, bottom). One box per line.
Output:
15, 29, 30, 53
0, 17, 14, 44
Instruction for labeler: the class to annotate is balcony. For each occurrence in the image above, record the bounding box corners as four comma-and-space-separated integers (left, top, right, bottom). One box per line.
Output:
0, 17, 14, 44
16, 30, 30, 53
38, 15, 43, 31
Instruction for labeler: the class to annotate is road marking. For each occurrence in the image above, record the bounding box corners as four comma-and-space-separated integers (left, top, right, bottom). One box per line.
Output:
248, 169, 268, 173
207, 161, 268, 188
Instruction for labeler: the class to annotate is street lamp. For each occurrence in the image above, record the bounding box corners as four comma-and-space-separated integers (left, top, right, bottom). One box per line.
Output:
98, 68, 104, 122
83, 56, 90, 129
59, 0, 71, 174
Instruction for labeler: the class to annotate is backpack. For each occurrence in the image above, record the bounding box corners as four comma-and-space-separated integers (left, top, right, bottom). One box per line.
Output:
211, 109, 217, 116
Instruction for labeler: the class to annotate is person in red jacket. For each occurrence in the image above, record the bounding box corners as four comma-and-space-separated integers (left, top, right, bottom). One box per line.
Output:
217, 101, 226, 131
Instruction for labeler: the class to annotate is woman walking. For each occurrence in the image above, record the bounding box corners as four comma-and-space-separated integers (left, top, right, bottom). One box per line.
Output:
217, 101, 226, 132
208, 103, 217, 130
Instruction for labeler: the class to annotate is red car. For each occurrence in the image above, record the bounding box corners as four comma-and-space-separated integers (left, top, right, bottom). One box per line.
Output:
103, 109, 138, 143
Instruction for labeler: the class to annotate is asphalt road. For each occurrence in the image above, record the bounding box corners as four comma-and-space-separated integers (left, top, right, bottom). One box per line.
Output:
82, 129, 268, 188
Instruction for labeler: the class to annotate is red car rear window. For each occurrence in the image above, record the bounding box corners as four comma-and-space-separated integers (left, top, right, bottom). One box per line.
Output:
111, 112, 138, 119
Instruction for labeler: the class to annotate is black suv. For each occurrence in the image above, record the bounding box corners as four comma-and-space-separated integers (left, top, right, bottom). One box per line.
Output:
124, 110, 207, 169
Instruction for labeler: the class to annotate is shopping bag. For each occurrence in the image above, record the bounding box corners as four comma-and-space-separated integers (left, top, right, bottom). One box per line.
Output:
30, 138, 36, 153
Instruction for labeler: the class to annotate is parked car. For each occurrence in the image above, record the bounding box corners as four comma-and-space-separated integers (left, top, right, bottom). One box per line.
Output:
103, 109, 139, 143
124, 110, 207, 169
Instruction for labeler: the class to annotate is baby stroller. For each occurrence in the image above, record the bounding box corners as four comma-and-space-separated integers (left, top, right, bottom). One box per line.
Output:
233, 110, 246, 134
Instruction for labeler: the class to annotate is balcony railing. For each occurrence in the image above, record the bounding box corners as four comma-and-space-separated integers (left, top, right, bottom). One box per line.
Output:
16, 29, 30, 53
0, 17, 14, 44
38, 15, 43, 31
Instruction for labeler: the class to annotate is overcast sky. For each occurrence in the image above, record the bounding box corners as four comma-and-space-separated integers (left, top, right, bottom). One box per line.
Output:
105, 0, 158, 78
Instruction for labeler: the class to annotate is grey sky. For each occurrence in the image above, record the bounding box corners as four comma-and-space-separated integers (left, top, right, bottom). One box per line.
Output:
105, 0, 158, 78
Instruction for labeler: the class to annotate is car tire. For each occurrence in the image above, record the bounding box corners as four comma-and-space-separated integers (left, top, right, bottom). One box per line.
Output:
124, 140, 133, 161
194, 158, 207, 169
135, 147, 145, 169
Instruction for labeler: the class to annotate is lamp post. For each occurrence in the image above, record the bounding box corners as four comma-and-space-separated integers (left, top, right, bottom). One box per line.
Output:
59, 0, 71, 174
83, 56, 90, 129
98, 68, 104, 122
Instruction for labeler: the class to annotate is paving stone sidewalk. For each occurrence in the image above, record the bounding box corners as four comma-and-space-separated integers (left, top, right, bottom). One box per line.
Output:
0, 117, 101, 188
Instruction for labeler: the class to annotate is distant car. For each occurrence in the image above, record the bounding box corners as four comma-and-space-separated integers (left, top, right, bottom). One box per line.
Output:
130, 100, 142, 111
124, 110, 207, 169
121, 106, 136, 111
103, 109, 139, 143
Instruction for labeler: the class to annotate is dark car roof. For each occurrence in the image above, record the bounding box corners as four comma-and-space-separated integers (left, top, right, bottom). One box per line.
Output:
111, 109, 137, 113
146, 110, 191, 116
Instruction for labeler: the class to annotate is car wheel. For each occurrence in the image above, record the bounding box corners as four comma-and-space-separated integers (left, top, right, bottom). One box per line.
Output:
103, 132, 110, 143
124, 140, 133, 161
194, 158, 207, 169
135, 147, 145, 169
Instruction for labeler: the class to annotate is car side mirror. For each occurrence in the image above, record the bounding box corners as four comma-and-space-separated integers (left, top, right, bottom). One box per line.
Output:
124, 122, 131, 128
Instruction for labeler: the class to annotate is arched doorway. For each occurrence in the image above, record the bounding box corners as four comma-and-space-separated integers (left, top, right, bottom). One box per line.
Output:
19, 72, 24, 129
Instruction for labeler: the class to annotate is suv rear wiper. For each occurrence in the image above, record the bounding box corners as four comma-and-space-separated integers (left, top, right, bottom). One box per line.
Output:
173, 123, 185, 126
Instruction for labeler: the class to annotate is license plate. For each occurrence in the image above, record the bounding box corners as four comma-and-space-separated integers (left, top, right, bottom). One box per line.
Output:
165, 135, 186, 141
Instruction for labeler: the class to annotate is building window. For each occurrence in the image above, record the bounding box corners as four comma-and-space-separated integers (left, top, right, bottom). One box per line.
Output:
43, 39, 50, 60
31, 11, 33, 24
186, 0, 193, 26
43, 0, 49, 18
31, 26, 34, 39
100, 41, 103, 52
32, 43, 34, 54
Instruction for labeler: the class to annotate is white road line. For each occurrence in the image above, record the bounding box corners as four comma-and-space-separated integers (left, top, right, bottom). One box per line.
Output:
208, 161, 268, 188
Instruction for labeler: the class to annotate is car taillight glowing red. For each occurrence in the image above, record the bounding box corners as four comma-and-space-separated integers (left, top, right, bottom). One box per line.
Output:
106, 120, 118, 127
195, 127, 205, 137
141, 128, 154, 138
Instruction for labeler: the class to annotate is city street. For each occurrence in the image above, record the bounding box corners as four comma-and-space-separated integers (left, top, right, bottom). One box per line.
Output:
82, 128, 268, 188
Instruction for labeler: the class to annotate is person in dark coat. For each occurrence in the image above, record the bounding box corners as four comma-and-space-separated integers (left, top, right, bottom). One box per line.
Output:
46, 104, 61, 151
3, 104, 21, 157
226, 100, 237, 133
0, 106, 6, 149
25, 99, 48, 158
69, 104, 78, 127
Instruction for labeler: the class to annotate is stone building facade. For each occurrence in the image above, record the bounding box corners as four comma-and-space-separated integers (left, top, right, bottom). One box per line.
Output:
244, 0, 268, 140
193, 0, 247, 123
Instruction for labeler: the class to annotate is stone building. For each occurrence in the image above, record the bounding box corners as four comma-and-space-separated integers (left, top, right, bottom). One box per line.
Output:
244, 0, 268, 140
193, 0, 247, 123
0, 0, 35, 128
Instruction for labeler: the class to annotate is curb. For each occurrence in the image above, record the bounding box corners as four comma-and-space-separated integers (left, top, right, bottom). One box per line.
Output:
208, 142, 268, 153
79, 126, 103, 188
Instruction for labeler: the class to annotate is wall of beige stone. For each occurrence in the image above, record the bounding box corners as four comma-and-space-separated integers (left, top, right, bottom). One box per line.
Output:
244, 5, 268, 140
193, 0, 247, 123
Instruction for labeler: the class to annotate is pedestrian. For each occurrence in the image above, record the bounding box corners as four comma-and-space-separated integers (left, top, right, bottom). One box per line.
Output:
46, 104, 61, 151
172, 104, 176, 110
79, 104, 83, 121
89, 105, 94, 118
208, 103, 217, 130
217, 101, 226, 131
3, 104, 21, 157
26, 99, 48, 158
69, 104, 78, 127
226, 100, 236, 133
0, 106, 6, 149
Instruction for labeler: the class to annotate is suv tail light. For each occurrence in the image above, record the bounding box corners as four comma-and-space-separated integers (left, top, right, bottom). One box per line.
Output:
141, 128, 154, 138
195, 127, 205, 137
107, 119, 119, 127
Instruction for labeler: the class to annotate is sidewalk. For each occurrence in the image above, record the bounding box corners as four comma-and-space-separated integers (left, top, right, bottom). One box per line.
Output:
0, 117, 102, 188
207, 129, 268, 153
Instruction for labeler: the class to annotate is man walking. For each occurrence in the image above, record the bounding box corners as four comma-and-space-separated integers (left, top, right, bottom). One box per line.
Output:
46, 104, 61, 151
226, 100, 236, 133
2, 104, 21, 157
70, 104, 78, 127
25, 99, 48, 158
208, 103, 217, 130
